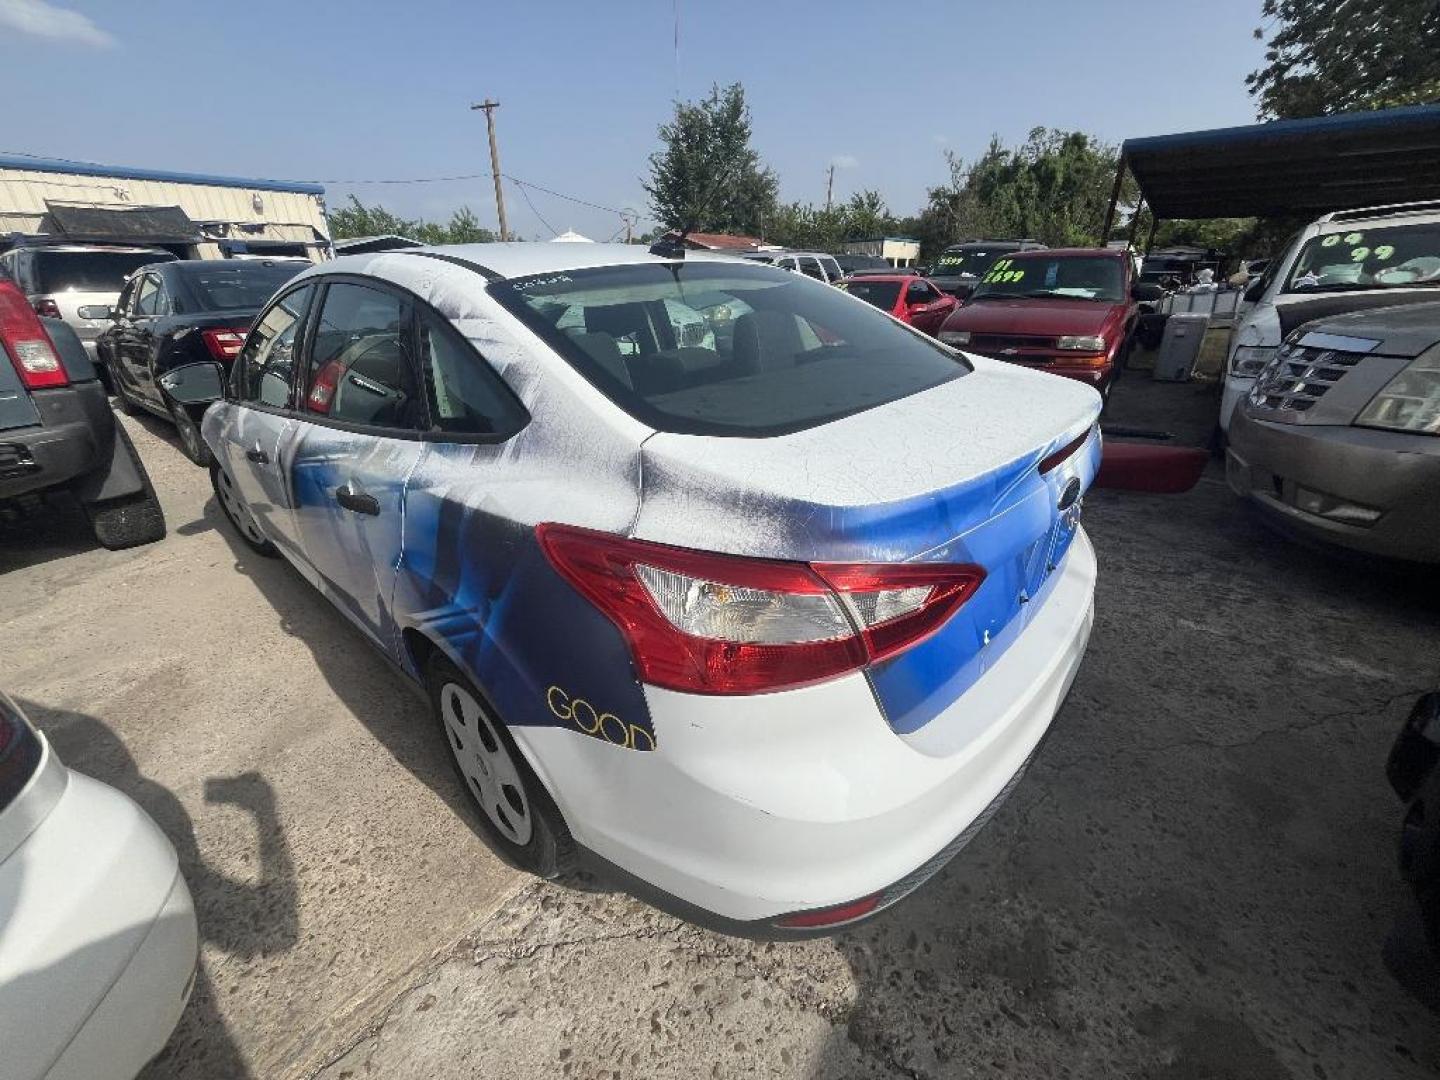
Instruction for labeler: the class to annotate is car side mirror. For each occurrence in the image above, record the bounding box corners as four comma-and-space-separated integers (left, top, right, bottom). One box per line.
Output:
159, 360, 226, 405
1242, 278, 1267, 303
1131, 283, 1164, 303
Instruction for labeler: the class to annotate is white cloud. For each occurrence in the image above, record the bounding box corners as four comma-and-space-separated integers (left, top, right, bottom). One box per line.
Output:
831, 154, 859, 170
0, 0, 114, 47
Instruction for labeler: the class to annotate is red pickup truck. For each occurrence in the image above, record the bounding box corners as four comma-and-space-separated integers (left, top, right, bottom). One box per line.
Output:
937, 247, 1161, 396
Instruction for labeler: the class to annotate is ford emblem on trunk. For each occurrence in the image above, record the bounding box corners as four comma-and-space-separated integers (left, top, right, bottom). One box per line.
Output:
1057, 477, 1082, 512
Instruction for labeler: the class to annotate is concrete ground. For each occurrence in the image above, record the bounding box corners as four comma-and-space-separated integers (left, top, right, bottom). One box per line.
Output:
4, 376, 1439, 1079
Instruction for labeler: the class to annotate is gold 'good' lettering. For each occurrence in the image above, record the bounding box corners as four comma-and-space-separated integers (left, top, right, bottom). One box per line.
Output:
544, 685, 654, 750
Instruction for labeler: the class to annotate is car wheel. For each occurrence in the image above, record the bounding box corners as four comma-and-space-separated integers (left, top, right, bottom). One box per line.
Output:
209, 461, 277, 557
86, 488, 166, 549
427, 655, 574, 878
168, 397, 212, 467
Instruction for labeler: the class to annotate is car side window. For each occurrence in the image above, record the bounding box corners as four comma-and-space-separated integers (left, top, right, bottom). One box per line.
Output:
236, 284, 315, 408
115, 278, 138, 318
798, 257, 826, 280
417, 312, 527, 437
907, 281, 934, 304
134, 275, 162, 317
304, 282, 421, 430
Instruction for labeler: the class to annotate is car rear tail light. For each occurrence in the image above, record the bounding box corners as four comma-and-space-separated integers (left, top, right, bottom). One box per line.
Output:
201, 328, 248, 362
0, 283, 67, 388
31, 298, 61, 319
1038, 427, 1094, 474
537, 524, 985, 695
775, 892, 883, 929
306, 359, 342, 414
0, 694, 44, 813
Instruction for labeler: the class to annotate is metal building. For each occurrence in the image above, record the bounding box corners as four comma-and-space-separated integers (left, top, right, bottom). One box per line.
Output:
0, 153, 329, 261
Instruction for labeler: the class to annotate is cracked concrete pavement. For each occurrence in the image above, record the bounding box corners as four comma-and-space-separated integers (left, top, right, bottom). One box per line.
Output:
4, 379, 1439, 1078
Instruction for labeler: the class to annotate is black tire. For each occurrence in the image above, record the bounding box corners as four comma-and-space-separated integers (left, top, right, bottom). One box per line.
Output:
209, 461, 277, 557
168, 395, 212, 467
86, 489, 166, 549
110, 362, 140, 416
427, 654, 574, 878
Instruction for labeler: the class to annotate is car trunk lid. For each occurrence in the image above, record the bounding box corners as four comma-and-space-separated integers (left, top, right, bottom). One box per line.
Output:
631, 357, 1102, 732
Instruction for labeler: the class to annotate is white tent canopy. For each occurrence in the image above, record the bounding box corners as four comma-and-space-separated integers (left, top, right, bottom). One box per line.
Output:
550, 229, 594, 243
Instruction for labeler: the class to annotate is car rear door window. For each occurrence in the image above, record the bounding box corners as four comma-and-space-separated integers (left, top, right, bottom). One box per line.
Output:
133, 275, 163, 317
236, 284, 314, 408
305, 282, 421, 429
418, 312, 527, 437
798, 257, 826, 281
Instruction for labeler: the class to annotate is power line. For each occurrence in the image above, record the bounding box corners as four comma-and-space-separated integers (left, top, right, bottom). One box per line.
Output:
511, 177, 558, 237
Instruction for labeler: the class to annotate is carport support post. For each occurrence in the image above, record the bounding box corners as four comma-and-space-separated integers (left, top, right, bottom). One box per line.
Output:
1101, 154, 1127, 243
1145, 215, 1158, 254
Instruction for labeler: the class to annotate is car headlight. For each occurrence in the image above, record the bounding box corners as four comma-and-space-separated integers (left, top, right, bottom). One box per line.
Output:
1056, 335, 1105, 351
1356, 347, 1440, 435
939, 330, 970, 345
1230, 345, 1274, 376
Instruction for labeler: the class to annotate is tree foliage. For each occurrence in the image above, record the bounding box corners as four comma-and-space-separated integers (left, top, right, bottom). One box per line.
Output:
1247, 0, 1440, 119
763, 190, 901, 250
326, 195, 497, 244
914, 129, 1128, 257
643, 83, 779, 235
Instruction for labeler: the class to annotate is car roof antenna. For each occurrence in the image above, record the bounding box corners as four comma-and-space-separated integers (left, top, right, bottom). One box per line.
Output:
649, 164, 740, 260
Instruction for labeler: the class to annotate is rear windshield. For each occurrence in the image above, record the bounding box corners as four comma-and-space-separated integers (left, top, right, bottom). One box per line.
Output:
32, 250, 171, 293
970, 255, 1124, 303
490, 261, 968, 436
839, 279, 901, 309
181, 262, 303, 312
1284, 222, 1440, 294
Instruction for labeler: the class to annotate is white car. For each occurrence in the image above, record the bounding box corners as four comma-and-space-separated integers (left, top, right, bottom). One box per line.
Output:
165, 242, 1100, 933
0, 692, 196, 1080
1222, 199, 1440, 431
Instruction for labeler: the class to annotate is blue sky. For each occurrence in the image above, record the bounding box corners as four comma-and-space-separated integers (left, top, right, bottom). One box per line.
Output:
0, 0, 1269, 240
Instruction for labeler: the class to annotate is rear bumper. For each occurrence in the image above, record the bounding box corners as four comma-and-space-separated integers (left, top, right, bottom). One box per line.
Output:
1226, 409, 1440, 562
518, 529, 1097, 928
0, 381, 111, 500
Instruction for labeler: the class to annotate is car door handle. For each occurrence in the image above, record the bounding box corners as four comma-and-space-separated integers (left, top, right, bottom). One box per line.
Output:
335, 481, 380, 516
245, 444, 269, 464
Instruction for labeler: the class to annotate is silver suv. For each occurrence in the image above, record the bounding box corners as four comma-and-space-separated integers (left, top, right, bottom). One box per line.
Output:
0, 244, 178, 366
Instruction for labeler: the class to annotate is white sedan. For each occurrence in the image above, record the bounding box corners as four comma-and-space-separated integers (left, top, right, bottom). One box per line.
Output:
0, 692, 196, 1080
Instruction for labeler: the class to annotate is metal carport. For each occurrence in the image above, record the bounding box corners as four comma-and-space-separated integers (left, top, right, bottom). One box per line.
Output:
1104, 103, 1440, 243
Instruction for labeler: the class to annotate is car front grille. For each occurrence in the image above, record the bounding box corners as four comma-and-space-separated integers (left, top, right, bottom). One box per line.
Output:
970, 333, 1057, 354
1249, 342, 1366, 413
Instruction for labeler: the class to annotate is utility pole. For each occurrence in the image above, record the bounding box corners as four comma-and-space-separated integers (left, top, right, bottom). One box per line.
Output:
470, 99, 509, 242
825, 164, 835, 212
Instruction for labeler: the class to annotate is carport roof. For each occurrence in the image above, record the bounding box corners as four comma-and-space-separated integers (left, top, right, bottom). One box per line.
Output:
1123, 103, 1440, 219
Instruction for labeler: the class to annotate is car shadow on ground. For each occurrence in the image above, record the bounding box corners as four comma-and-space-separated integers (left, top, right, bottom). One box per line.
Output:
20, 698, 297, 1080
0, 494, 102, 573
197, 493, 483, 834
804, 459, 1440, 1078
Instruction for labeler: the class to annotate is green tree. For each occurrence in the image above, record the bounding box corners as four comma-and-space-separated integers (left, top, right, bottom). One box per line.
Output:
643, 83, 779, 235
915, 129, 1128, 257
326, 195, 497, 244
1247, 0, 1440, 119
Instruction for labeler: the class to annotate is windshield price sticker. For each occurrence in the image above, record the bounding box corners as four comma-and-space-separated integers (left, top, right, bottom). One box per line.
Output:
1374, 244, 1396, 260
982, 258, 1025, 285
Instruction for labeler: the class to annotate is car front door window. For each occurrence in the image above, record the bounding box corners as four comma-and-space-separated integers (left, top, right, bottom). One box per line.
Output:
304, 283, 419, 429
236, 284, 315, 409
134, 275, 162, 317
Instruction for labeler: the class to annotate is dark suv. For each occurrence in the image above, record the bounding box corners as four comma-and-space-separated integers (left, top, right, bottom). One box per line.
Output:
0, 278, 165, 548
929, 239, 1047, 299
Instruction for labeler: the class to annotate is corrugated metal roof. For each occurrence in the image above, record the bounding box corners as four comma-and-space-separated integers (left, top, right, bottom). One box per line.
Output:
0, 152, 324, 195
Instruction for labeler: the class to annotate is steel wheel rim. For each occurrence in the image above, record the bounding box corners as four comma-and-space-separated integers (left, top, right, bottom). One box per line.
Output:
216, 467, 266, 547
440, 681, 532, 846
